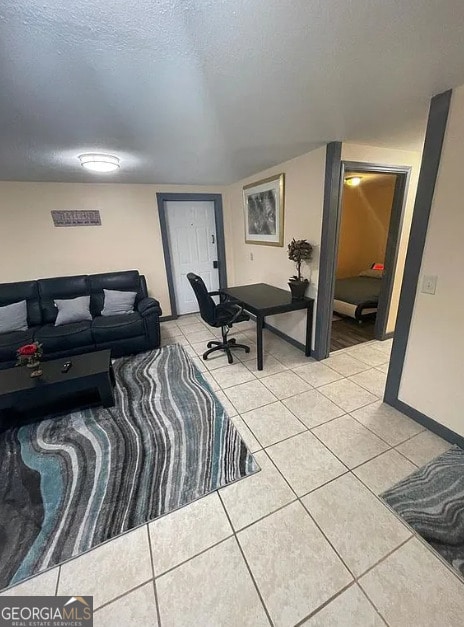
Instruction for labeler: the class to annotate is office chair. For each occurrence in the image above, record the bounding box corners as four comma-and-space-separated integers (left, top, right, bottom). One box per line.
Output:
187, 273, 250, 364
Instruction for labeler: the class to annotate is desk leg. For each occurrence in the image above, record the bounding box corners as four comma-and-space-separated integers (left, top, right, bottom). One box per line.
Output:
305, 305, 313, 357
256, 315, 264, 371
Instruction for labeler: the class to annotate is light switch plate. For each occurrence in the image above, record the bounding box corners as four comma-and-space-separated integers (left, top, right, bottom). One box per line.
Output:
422, 275, 438, 295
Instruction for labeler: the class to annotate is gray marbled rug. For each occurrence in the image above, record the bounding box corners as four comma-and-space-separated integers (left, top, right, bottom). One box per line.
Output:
382, 446, 464, 576
0, 345, 259, 590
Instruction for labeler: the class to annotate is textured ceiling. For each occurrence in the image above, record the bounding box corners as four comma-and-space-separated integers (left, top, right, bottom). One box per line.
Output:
1, 0, 464, 184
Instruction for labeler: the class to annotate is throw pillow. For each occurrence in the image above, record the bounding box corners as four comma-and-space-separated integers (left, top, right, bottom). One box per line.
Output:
101, 289, 137, 316
54, 296, 92, 326
0, 300, 28, 333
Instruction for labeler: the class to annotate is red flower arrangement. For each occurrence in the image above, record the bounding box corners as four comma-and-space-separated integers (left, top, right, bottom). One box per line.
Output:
17, 342, 43, 377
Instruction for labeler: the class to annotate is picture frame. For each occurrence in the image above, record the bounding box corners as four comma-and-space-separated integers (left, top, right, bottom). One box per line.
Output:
243, 173, 285, 246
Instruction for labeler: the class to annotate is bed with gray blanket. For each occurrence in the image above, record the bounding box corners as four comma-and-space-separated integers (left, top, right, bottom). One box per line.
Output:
333, 269, 383, 322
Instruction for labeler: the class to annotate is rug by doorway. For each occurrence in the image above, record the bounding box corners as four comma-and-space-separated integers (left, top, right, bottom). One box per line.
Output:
0, 344, 259, 590
382, 446, 464, 577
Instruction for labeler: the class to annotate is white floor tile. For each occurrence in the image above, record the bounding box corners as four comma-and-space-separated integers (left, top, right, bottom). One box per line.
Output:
318, 379, 378, 412
58, 526, 152, 609
349, 369, 387, 397
396, 430, 452, 466
211, 363, 255, 389
346, 345, 389, 367
266, 431, 347, 496
312, 416, 389, 469
283, 389, 345, 428
224, 380, 277, 414
353, 449, 417, 494
149, 492, 232, 575
303, 474, 411, 576
324, 353, 370, 376
351, 400, 424, 446
156, 538, 269, 627
360, 538, 464, 626
293, 362, 343, 387
238, 502, 352, 626
260, 370, 312, 399
0, 568, 58, 596
302, 583, 384, 626
242, 401, 306, 447
220, 450, 295, 530
94, 582, 158, 627
245, 355, 288, 379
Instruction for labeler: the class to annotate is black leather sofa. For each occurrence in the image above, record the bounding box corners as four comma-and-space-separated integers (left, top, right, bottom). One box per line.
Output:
0, 270, 162, 370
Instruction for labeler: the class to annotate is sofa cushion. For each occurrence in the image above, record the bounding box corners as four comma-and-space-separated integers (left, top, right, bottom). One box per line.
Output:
55, 296, 92, 326
0, 301, 28, 333
38, 275, 90, 324
0, 280, 41, 327
0, 329, 35, 363
92, 313, 144, 342
101, 289, 137, 316
88, 271, 144, 316
35, 322, 93, 353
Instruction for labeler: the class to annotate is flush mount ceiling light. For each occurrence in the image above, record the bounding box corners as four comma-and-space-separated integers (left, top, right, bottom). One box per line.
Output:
345, 176, 362, 187
79, 153, 120, 173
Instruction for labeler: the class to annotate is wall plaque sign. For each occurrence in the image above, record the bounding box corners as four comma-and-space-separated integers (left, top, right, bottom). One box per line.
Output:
51, 210, 102, 227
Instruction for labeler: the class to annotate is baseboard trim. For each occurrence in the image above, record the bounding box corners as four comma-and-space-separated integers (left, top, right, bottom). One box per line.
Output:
160, 315, 178, 322
265, 323, 308, 354
382, 331, 394, 340
385, 396, 464, 448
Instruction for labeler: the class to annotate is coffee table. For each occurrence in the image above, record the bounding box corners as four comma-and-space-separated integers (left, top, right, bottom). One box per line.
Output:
0, 350, 115, 428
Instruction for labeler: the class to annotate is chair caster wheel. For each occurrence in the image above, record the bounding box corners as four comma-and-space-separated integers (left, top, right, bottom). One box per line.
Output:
229, 338, 236, 344
245, 347, 250, 353
207, 341, 214, 348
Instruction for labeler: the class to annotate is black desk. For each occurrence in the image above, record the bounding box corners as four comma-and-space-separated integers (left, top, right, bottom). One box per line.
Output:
222, 283, 314, 371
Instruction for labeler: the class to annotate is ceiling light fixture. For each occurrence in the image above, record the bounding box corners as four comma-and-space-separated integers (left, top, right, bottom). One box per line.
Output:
345, 176, 362, 187
79, 153, 120, 173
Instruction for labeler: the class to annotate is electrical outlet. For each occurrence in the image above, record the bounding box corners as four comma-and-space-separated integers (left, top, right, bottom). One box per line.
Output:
250, 252, 254, 261
421, 275, 438, 295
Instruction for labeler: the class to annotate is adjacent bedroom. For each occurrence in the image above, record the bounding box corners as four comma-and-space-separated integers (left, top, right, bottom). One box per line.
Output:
331, 171, 397, 351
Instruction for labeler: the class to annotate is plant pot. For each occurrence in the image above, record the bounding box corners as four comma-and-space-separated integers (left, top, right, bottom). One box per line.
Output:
288, 279, 309, 300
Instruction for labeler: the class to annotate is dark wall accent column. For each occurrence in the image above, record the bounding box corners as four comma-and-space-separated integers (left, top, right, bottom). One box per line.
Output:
314, 141, 342, 360
384, 89, 452, 405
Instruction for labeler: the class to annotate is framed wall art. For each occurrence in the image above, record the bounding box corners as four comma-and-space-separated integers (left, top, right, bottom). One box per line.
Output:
243, 173, 285, 246
51, 210, 102, 227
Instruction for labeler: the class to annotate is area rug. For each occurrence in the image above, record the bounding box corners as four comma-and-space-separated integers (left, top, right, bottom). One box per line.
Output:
382, 446, 464, 577
0, 344, 259, 590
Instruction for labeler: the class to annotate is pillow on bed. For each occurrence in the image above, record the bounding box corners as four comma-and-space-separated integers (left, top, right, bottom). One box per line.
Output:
359, 268, 384, 279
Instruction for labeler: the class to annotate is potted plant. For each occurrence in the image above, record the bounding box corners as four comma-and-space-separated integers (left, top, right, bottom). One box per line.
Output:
17, 342, 43, 378
287, 238, 313, 300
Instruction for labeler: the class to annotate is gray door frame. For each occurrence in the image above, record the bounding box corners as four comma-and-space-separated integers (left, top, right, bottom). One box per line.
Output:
156, 192, 228, 319
314, 150, 411, 360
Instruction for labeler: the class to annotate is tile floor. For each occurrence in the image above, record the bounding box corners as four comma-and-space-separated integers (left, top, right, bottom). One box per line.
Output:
2, 315, 463, 626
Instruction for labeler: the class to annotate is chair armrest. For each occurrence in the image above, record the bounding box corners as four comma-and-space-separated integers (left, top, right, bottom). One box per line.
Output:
137, 297, 162, 317
208, 289, 232, 303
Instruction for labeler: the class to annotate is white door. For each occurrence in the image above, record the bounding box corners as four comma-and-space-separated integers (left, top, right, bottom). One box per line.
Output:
165, 200, 220, 315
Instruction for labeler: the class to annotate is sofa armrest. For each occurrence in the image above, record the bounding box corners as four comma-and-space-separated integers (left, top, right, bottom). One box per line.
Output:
137, 297, 162, 317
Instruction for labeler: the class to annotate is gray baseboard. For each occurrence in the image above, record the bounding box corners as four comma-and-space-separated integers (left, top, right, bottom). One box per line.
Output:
265, 323, 308, 355
386, 396, 464, 449
160, 315, 178, 322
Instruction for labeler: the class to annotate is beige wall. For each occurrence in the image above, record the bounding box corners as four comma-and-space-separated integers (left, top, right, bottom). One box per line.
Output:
223, 146, 326, 347
398, 85, 464, 437
341, 144, 423, 334
0, 182, 223, 317
336, 176, 396, 279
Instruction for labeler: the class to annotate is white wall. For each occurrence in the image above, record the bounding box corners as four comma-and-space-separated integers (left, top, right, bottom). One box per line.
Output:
0, 182, 223, 316
223, 146, 326, 347
341, 144, 423, 334
398, 85, 464, 437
